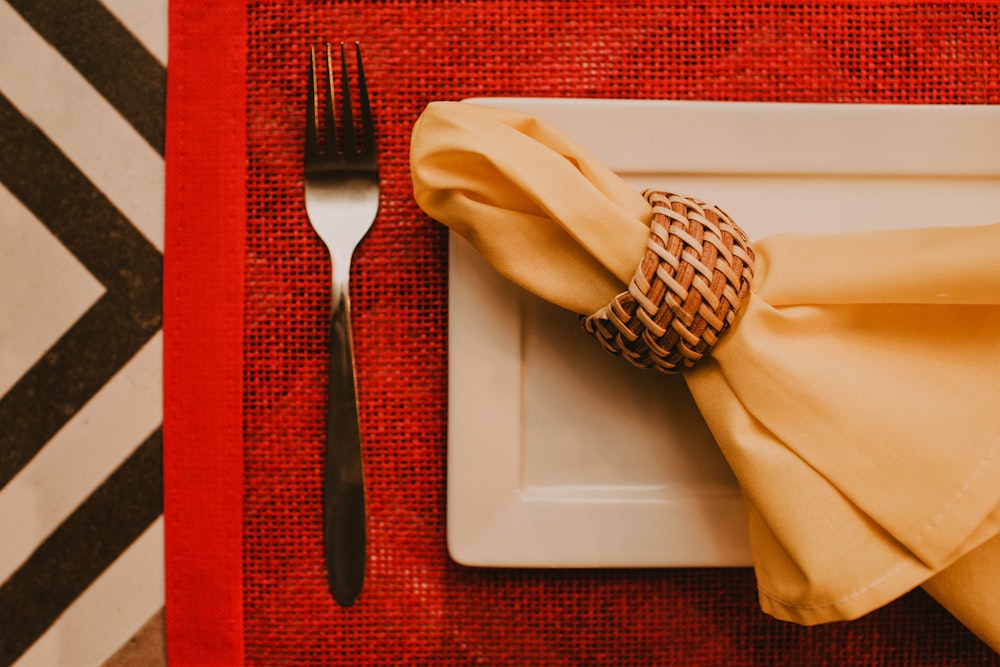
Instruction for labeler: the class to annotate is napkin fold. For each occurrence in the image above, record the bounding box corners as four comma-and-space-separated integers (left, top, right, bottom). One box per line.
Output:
410, 101, 1000, 650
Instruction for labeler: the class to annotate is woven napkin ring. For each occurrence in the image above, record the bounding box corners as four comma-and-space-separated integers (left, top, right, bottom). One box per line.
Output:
582, 190, 756, 373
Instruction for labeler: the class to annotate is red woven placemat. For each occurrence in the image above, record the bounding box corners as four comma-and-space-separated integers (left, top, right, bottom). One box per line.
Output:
166, 1, 1000, 664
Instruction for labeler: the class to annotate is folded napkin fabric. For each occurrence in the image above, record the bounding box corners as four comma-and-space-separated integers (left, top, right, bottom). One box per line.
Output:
410, 101, 1000, 650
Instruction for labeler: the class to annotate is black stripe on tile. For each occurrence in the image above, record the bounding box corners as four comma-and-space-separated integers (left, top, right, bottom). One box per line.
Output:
0, 290, 159, 489
0, 92, 163, 288
0, 428, 162, 667
0, 93, 161, 490
6, 0, 166, 155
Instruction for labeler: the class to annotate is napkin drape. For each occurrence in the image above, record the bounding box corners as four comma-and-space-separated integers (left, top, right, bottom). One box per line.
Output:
410, 101, 1000, 650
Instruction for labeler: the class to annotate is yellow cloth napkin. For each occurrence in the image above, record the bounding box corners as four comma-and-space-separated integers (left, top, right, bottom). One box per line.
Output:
411, 101, 1000, 649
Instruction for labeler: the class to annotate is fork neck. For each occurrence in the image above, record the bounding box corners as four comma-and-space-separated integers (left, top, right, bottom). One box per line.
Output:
330, 277, 351, 317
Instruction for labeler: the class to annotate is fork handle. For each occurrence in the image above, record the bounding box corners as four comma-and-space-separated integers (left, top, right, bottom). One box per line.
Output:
324, 287, 366, 606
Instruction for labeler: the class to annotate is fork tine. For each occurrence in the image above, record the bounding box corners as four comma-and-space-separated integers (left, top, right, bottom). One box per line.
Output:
323, 44, 339, 156
306, 42, 376, 165
355, 42, 375, 158
305, 47, 320, 163
338, 42, 356, 155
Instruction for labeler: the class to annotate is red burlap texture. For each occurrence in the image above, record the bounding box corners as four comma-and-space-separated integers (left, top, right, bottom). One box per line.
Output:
242, 2, 1000, 664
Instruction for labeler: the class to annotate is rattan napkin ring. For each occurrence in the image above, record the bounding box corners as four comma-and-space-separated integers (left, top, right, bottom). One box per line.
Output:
582, 190, 755, 373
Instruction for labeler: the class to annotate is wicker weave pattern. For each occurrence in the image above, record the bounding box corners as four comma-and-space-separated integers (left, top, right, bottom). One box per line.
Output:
582, 191, 755, 373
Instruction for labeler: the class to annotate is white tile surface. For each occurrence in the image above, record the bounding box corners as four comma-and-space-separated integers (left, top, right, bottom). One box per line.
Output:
0, 0, 165, 252
0, 334, 162, 582
14, 518, 165, 667
0, 184, 105, 397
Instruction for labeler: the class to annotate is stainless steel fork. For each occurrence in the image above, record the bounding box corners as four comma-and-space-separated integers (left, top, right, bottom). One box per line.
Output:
304, 42, 379, 607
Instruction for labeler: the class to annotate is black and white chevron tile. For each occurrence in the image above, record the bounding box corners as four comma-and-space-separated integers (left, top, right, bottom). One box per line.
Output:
0, 1, 166, 664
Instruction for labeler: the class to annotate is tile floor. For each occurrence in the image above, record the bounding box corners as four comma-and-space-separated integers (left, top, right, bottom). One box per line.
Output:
0, 1, 167, 664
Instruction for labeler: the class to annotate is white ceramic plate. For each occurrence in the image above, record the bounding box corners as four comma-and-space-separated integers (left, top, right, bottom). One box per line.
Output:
447, 98, 1000, 568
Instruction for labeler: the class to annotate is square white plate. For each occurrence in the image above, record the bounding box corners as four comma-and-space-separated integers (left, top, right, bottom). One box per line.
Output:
447, 98, 1000, 568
